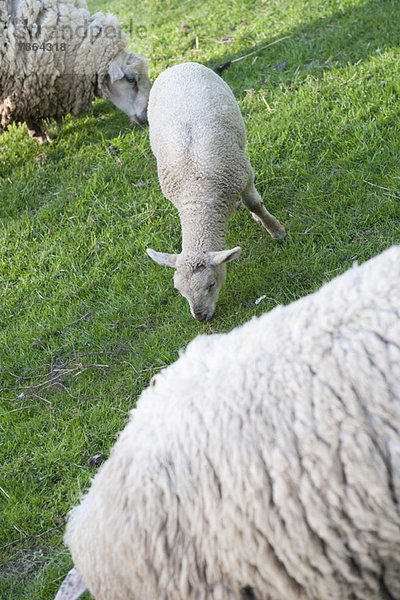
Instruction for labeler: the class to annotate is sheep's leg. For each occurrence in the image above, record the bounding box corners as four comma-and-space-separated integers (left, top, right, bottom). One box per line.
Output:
240, 180, 286, 239
26, 120, 52, 144
55, 116, 63, 134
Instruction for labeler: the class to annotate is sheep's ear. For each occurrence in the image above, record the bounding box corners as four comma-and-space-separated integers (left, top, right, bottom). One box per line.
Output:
126, 51, 148, 65
209, 247, 242, 265
54, 567, 87, 600
146, 248, 178, 268
108, 61, 125, 84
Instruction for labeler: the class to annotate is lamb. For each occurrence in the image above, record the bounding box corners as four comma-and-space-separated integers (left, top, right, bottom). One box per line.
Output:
0, 0, 152, 143
146, 62, 285, 321
56, 244, 400, 600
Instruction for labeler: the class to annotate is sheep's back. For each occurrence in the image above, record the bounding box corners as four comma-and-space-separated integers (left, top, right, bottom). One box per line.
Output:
65, 246, 400, 600
0, 0, 124, 127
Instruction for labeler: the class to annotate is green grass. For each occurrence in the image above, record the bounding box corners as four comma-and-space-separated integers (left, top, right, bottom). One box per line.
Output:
1, 0, 400, 597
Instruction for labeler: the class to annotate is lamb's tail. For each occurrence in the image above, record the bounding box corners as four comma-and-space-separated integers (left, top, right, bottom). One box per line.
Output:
54, 567, 87, 600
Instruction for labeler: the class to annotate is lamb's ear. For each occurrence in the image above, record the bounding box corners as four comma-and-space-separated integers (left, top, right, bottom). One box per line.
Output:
54, 567, 87, 600
209, 246, 242, 265
146, 248, 179, 268
108, 61, 125, 84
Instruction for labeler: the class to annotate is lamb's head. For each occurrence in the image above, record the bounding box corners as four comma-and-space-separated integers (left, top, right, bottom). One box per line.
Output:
103, 50, 151, 124
147, 247, 242, 321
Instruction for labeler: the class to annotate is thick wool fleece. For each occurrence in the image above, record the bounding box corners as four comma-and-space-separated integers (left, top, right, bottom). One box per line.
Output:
148, 62, 254, 251
0, 0, 125, 131
65, 245, 400, 600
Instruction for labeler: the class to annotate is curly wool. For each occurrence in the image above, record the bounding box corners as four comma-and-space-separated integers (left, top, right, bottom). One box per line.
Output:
64, 245, 400, 600
0, 0, 126, 131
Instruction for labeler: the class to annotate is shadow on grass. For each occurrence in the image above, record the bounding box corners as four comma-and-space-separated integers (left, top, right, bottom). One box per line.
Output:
0, 101, 144, 165
62, 100, 144, 143
1, 0, 399, 219
204, 0, 399, 85
0, 100, 151, 219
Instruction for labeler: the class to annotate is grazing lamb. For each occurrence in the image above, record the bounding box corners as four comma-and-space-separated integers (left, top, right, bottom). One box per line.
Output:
146, 62, 285, 321
56, 245, 400, 600
0, 0, 152, 143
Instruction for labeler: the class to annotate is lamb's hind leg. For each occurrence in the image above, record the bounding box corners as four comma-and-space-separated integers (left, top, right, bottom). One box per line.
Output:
240, 180, 286, 239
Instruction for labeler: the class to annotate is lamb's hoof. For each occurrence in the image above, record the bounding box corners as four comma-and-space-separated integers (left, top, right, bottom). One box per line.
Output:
270, 226, 286, 239
258, 216, 286, 239
252, 214, 286, 238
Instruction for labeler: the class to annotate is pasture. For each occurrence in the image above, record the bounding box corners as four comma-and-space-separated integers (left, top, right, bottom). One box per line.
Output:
1, 0, 399, 597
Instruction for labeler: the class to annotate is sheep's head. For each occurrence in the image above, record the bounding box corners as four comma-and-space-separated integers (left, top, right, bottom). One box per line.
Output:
146, 247, 241, 321
104, 50, 151, 124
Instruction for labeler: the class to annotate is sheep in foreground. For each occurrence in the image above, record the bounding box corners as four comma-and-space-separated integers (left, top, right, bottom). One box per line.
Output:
146, 62, 285, 321
0, 0, 151, 143
56, 245, 400, 600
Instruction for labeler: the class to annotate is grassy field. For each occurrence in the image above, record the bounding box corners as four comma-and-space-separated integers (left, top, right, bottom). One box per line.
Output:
1, 0, 400, 597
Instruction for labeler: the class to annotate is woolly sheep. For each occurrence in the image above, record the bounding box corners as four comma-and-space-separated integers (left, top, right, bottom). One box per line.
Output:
0, 0, 151, 143
56, 245, 400, 600
146, 62, 285, 321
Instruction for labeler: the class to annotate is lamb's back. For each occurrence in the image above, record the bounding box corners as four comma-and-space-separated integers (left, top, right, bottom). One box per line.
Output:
148, 63, 251, 203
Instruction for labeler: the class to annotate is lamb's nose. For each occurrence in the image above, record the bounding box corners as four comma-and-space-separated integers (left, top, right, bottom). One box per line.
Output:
194, 311, 208, 322
135, 109, 148, 125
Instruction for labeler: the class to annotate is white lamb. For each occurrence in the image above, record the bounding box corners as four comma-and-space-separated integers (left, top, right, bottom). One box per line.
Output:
0, 0, 151, 143
146, 62, 285, 321
56, 245, 400, 600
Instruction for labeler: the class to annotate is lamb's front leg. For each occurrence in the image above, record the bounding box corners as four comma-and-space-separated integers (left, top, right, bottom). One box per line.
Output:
241, 180, 286, 239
